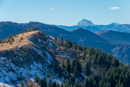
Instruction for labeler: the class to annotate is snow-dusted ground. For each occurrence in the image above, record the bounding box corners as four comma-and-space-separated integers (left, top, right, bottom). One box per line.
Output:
0, 36, 65, 87
0, 82, 13, 87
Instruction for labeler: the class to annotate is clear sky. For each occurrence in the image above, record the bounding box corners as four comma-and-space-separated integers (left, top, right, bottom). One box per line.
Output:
0, 0, 130, 26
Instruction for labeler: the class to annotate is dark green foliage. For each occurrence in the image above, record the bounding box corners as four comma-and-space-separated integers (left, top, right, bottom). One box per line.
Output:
74, 59, 82, 76
62, 60, 65, 69
52, 81, 57, 87
37, 76, 47, 87
77, 45, 83, 51
49, 79, 52, 87
20, 81, 24, 87
83, 78, 89, 87
59, 38, 64, 46
74, 82, 82, 87
82, 51, 87, 60
85, 62, 91, 76
74, 82, 78, 87
6, 35, 15, 44
64, 39, 72, 48
38, 37, 130, 87
89, 47, 95, 56
65, 79, 71, 87
71, 59, 82, 76
66, 59, 71, 73
72, 42, 77, 49
38, 77, 41, 86
54, 37, 57, 44
34, 74, 38, 83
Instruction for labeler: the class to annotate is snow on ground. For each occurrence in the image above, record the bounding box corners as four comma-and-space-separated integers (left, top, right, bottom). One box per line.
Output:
49, 35, 54, 40
38, 39, 42, 43
81, 73, 86, 79
32, 46, 44, 57
32, 46, 53, 64
0, 57, 48, 85
29, 41, 34, 44
0, 83, 13, 87
0, 33, 64, 86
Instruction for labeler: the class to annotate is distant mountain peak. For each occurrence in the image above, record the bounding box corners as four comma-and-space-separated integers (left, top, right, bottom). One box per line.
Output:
77, 19, 94, 26
109, 22, 120, 26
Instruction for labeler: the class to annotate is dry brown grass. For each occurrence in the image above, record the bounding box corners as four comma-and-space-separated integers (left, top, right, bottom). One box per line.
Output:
26, 79, 38, 87
0, 31, 40, 51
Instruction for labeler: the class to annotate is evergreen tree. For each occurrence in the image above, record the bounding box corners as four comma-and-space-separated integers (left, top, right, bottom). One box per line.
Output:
72, 42, 77, 49
65, 79, 71, 87
89, 47, 94, 56
85, 62, 91, 76
34, 74, 38, 83
38, 77, 41, 86
66, 59, 71, 73
62, 60, 65, 70
74, 59, 82, 76
82, 51, 87, 60
83, 78, 89, 87
49, 79, 52, 87
55, 37, 57, 44
20, 81, 24, 87
64, 39, 72, 48
61, 38, 64, 46
43, 76, 47, 87
74, 82, 79, 87
72, 59, 76, 73
52, 81, 56, 87
40, 78, 44, 87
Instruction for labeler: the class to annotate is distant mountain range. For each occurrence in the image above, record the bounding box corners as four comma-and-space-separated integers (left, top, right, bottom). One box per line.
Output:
0, 21, 130, 63
57, 19, 130, 33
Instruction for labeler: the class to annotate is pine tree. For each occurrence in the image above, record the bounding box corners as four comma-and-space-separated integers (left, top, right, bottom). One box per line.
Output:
85, 62, 91, 76
72, 42, 77, 49
61, 38, 64, 46
49, 79, 52, 87
55, 37, 57, 44
43, 76, 47, 87
72, 59, 76, 73
34, 74, 38, 83
66, 59, 71, 73
40, 78, 44, 87
74, 82, 79, 87
82, 51, 87, 60
89, 47, 94, 56
83, 78, 89, 87
74, 59, 82, 76
52, 81, 56, 87
62, 60, 65, 70
38, 77, 41, 86
65, 79, 71, 87
20, 81, 24, 87
64, 39, 72, 48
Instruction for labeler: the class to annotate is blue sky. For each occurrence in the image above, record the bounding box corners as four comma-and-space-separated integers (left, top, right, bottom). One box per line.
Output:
0, 0, 130, 25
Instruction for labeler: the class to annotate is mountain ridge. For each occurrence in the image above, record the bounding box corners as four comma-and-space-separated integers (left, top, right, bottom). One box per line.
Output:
57, 19, 130, 33
0, 21, 130, 63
